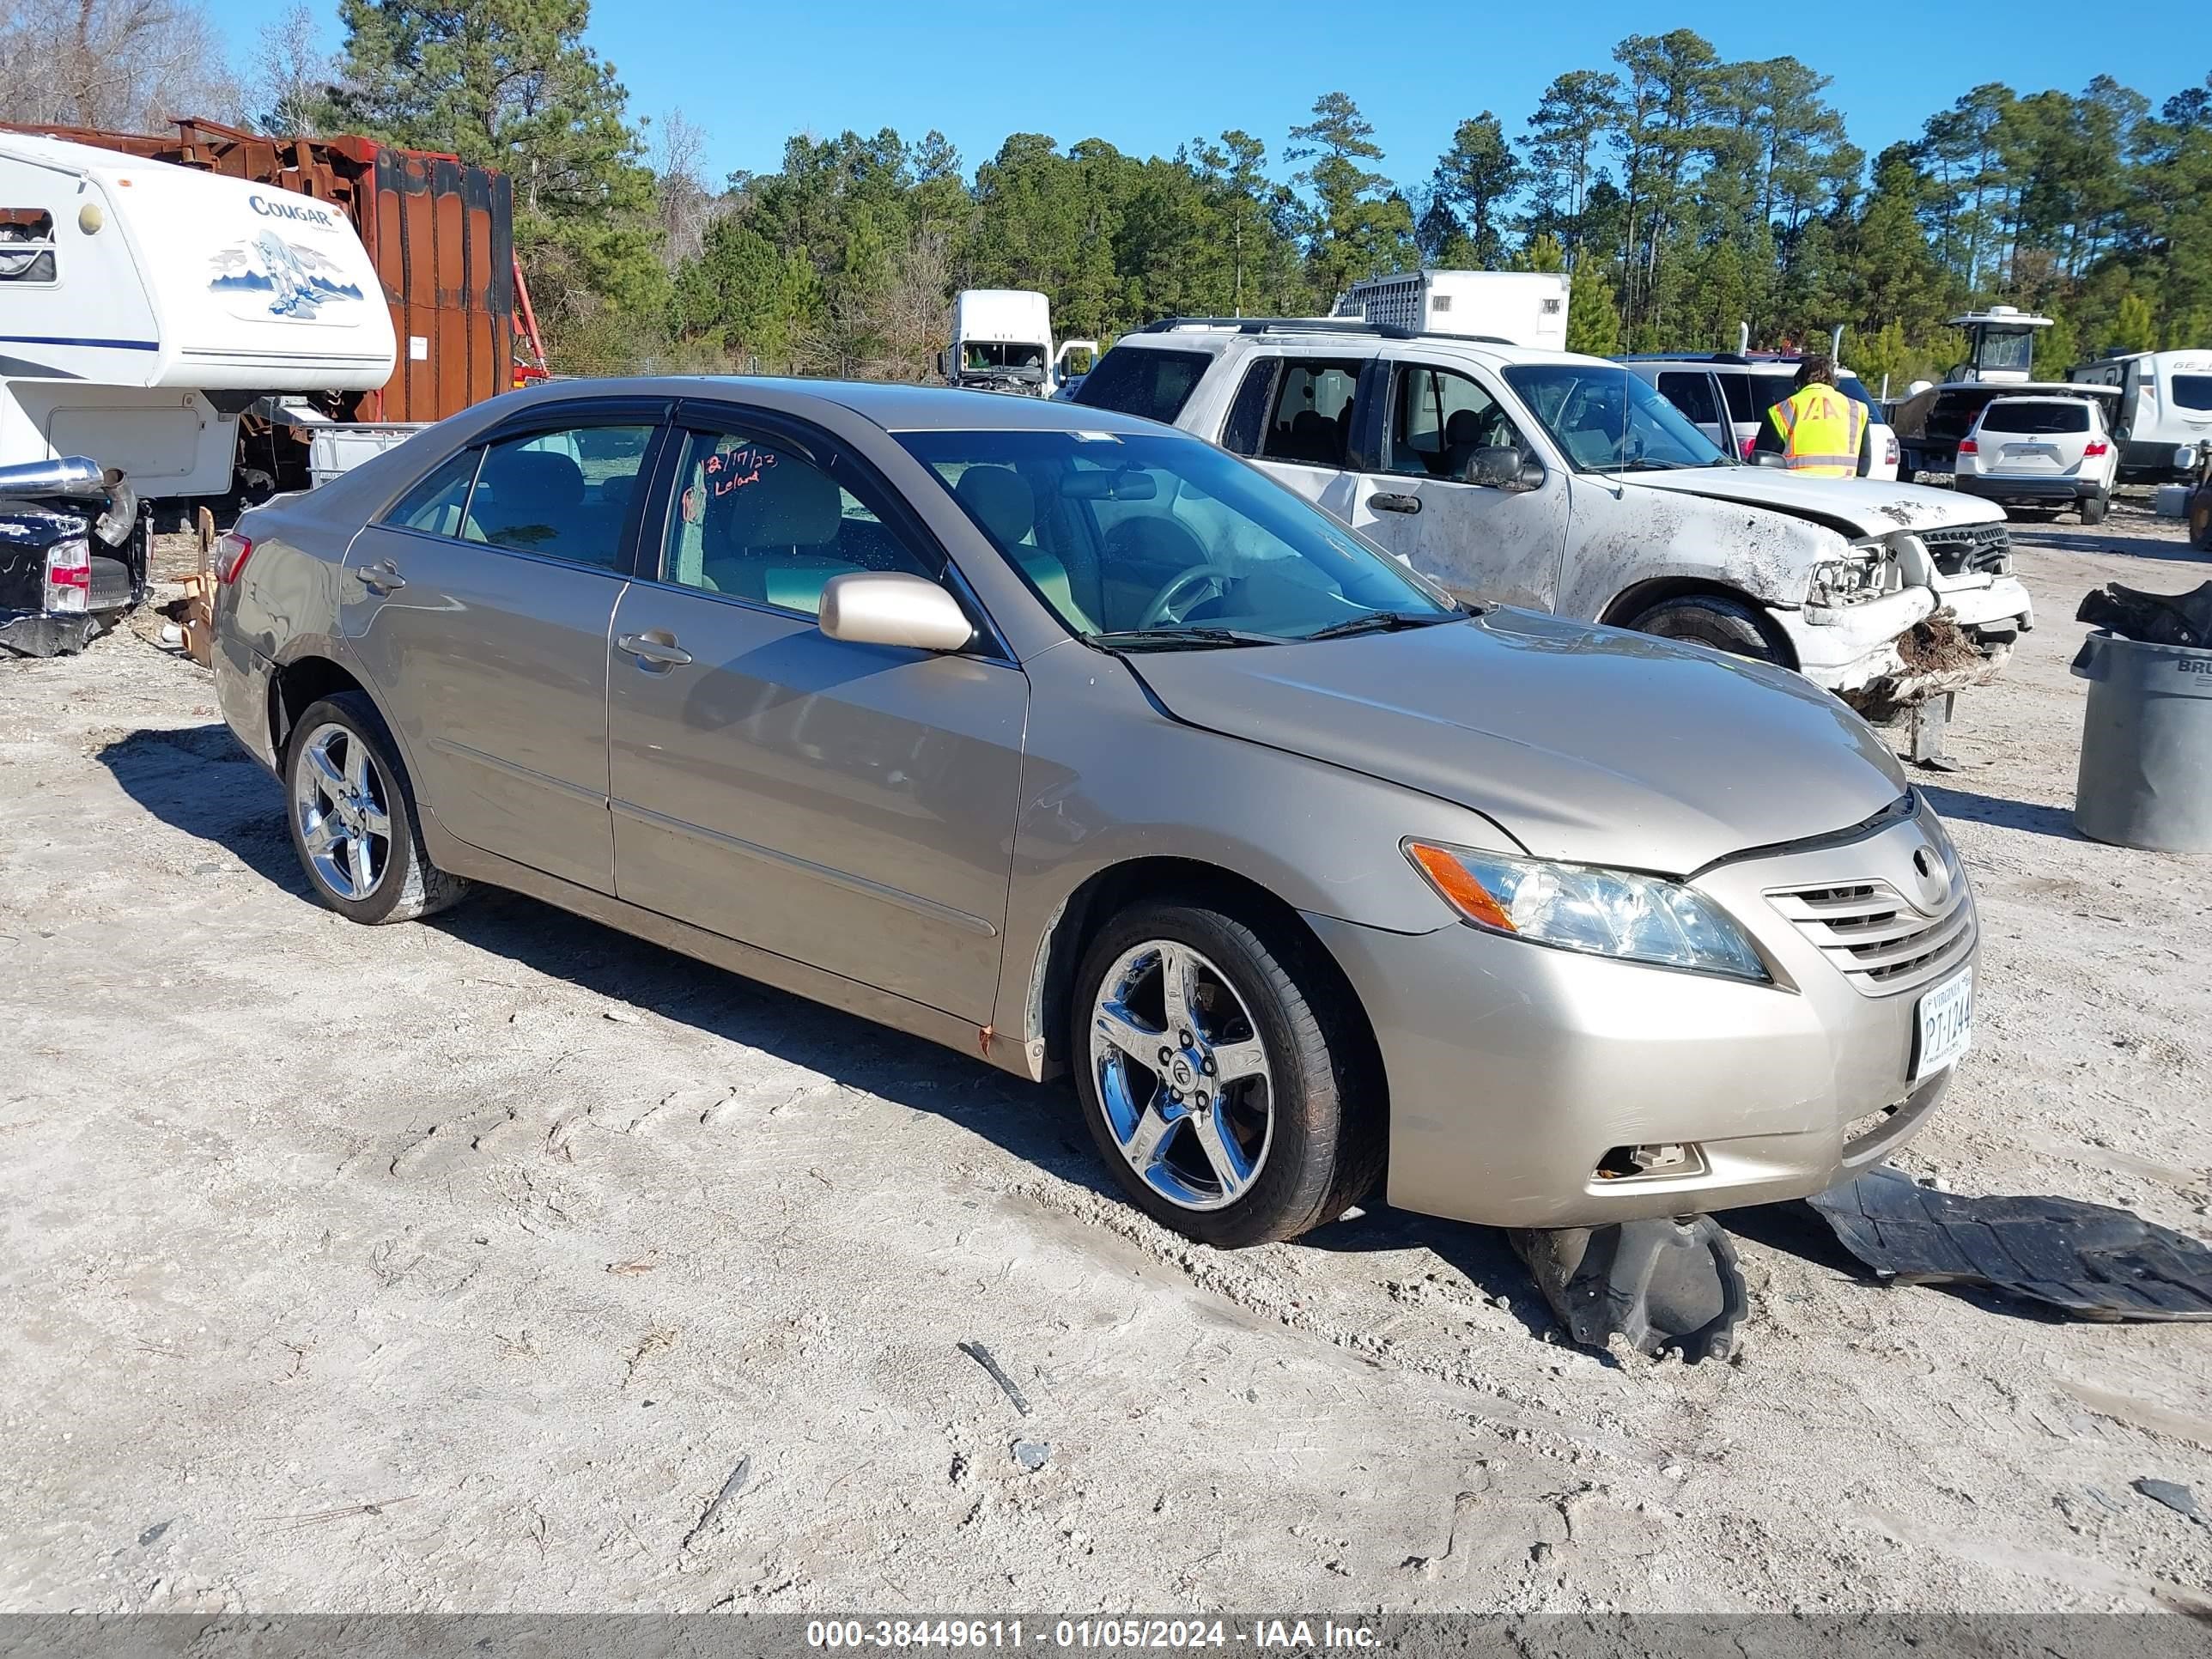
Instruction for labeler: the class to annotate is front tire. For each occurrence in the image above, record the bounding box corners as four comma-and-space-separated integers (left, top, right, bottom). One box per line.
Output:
1626, 593, 1784, 664
283, 691, 467, 925
1071, 899, 1380, 1248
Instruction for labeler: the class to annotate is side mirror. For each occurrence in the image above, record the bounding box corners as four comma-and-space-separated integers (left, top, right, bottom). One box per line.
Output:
817, 571, 975, 653
1464, 446, 1544, 492
1749, 450, 1790, 470
935, 349, 950, 379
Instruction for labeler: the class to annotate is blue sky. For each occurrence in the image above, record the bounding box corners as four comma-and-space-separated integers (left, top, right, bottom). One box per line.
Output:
220, 2, 2203, 189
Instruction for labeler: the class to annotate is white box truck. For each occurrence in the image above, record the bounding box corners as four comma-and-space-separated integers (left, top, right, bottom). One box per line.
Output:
940, 289, 1095, 397
1333, 270, 1570, 350
0, 131, 397, 502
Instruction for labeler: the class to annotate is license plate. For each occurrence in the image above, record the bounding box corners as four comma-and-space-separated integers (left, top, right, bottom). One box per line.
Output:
1912, 966, 1974, 1081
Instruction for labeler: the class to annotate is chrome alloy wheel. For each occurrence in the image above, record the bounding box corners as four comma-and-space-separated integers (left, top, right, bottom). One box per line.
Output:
1090, 939, 1274, 1211
292, 721, 392, 902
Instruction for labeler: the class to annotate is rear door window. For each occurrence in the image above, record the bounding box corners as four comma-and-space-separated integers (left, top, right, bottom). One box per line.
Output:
1255, 357, 1364, 468
1656, 371, 1721, 428
1981, 402, 2091, 435
384, 447, 483, 538
463, 424, 658, 568
1070, 347, 1212, 424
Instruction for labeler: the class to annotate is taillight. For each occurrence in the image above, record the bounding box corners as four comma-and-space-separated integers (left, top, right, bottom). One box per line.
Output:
2084, 441, 2110, 458
1740, 436, 1755, 459
1885, 434, 1899, 466
1958, 438, 1978, 456
44, 538, 91, 613
216, 532, 255, 584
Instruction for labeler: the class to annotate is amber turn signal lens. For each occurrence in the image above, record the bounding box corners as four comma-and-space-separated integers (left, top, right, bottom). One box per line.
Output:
1406, 842, 1516, 933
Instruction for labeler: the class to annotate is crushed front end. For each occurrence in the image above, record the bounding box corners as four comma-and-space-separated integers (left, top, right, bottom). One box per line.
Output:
1784, 519, 2031, 732
0, 458, 149, 657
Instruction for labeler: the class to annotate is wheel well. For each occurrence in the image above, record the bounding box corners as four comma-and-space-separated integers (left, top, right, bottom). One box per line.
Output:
268, 655, 368, 758
1030, 857, 1385, 1094
1600, 578, 1798, 669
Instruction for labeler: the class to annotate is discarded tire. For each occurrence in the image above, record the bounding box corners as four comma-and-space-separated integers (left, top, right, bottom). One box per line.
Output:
2071, 630, 2212, 853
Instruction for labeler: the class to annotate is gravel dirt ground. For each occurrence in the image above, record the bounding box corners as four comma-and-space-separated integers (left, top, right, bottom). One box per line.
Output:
3, 501, 2209, 1616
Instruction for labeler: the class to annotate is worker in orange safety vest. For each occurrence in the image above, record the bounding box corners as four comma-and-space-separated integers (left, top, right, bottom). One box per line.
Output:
1753, 355, 1871, 477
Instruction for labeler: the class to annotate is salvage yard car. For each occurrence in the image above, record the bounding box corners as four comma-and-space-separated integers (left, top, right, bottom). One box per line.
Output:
212, 380, 1977, 1247
1075, 319, 2032, 733
0, 455, 148, 656
1951, 393, 2118, 523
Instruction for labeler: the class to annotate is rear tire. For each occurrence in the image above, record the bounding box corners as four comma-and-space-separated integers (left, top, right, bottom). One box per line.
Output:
1626, 593, 1784, 664
2191, 493, 2212, 552
2079, 489, 2110, 526
1070, 898, 1381, 1248
283, 691, 468, 926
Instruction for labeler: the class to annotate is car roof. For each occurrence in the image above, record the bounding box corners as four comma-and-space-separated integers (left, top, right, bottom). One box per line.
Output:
1108, 322, 1613, 373
494, 375, 1170, 435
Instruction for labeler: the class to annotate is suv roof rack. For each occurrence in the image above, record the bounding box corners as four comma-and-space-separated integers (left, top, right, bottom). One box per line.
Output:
1132, 316, 1518, 348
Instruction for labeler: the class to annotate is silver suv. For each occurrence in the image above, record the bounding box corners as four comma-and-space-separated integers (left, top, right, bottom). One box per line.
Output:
214, 379, 1974, 1246
1075, 321, 2025, 736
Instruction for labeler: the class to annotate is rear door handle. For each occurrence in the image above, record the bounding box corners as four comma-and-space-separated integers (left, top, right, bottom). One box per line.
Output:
360, 559, 407, 593
617, 631, 693, 668
1370, 492, 1421, 515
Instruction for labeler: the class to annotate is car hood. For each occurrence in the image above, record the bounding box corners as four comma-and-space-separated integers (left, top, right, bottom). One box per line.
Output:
1624, 468, 2002, 537
1127, 609, 1909, 875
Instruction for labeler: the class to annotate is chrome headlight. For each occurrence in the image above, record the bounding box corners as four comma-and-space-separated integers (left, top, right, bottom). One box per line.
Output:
1406, 841, 1770, 982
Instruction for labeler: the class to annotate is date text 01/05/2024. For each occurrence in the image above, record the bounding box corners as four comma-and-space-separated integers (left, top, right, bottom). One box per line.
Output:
805, 1621, 1381, 1650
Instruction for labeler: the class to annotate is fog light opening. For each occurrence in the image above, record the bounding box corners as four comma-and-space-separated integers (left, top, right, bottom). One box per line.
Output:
1595, 1142, 1703, 1181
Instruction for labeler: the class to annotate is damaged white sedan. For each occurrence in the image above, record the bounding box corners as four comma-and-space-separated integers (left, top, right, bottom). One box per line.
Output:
1076, 322, 2030, 755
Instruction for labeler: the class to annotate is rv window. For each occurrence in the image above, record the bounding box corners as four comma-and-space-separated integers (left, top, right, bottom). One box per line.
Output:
0, 209, 57, 284
2172, 375, 2212, 412
1255, 358, 1363, 469
460, 425, 657, 569
384, 447, 484, 538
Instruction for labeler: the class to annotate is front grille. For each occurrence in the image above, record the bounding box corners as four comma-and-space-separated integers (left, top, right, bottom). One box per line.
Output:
1767, 878, 1974, 996
1921, 522, 2011, 576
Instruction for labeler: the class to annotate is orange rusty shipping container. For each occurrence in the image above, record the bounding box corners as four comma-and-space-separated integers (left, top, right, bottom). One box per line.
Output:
0, 118, 532, 422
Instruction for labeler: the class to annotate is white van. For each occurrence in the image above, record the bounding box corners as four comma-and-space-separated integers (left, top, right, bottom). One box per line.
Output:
1618, 354, 1901, 480
2067, 350, 2212, 482
0, 131, 394, 499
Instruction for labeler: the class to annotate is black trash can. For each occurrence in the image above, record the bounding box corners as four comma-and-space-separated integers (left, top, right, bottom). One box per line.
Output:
2071, 630, 2212, 852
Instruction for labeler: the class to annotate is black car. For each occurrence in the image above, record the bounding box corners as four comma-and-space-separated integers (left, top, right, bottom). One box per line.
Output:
0, 459, 149, 656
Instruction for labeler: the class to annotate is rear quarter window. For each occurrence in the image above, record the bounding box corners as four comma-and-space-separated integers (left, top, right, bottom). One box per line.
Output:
1070, 347, 1212, 426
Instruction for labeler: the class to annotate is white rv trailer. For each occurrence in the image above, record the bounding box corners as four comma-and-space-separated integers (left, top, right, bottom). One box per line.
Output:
0, 131, 396, 500
2067, 349, 2212, 483
1333, 270, 1570, 350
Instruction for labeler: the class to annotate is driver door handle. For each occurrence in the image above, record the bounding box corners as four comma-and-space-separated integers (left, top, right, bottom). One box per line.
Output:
360, 559, 407, 593
1370, 492, 1421, 515
617, 631, 692, 668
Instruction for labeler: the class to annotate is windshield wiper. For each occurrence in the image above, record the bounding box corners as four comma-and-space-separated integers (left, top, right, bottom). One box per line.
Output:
1300, 610, 1461, 641
1087, 626, 1284, 651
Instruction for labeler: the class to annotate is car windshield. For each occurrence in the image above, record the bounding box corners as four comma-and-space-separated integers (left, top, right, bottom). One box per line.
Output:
899, 428, 1456, 646
1503, 364, 1729, 471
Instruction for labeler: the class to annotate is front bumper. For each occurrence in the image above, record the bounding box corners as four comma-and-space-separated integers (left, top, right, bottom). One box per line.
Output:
1310, 798, 1974, 1229
1954, 473, 2097, 504
1773, 570, 2033, 714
